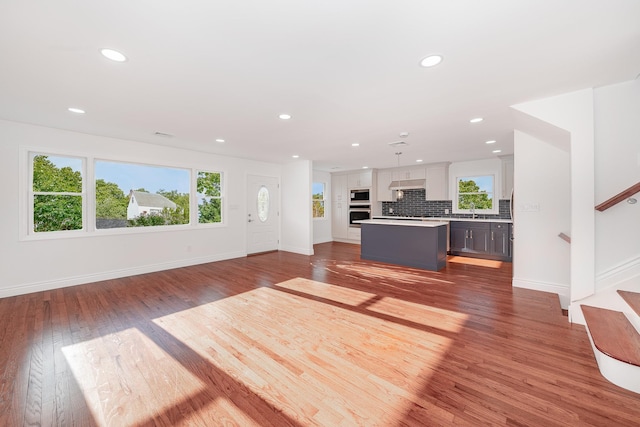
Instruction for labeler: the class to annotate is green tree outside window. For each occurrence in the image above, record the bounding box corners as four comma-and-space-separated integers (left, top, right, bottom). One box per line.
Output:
457, 177, 493, 210
32, 155, 83, 232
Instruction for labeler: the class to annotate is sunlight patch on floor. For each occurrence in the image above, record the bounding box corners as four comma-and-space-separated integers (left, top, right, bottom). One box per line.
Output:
333, 262, 454, 285
447, 256, 504, 268
62, 327, 206, 427
275, 277, 377, 306
152, 283, 461, 425
367, 296, 469, 333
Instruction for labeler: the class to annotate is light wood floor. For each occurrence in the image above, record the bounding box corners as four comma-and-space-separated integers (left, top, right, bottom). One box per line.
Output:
1, 242, 639, 426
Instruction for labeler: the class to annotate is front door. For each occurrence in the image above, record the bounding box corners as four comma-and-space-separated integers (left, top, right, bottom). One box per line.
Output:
247, 175, 279, 254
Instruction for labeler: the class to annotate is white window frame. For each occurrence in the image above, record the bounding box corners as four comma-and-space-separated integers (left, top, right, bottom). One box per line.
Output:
195, 169, 224, 226
20, 147, 227, 241
454, 174, 497, 215
312, 182, 326, 219
27, 151, 87, 237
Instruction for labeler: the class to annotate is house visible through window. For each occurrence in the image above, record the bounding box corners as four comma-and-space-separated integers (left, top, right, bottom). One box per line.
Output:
312, 182, 325, 219
95, 160, 190, 229
26, 151, 226, 238
457, 175, 494, 212
31, 154, 84, 233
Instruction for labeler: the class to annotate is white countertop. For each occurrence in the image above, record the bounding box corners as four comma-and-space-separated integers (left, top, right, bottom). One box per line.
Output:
356, 219, 449, 227
373, 216, 512, 224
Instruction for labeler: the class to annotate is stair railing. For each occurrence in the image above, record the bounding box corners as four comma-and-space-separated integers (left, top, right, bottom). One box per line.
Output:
595, 182, 640, 212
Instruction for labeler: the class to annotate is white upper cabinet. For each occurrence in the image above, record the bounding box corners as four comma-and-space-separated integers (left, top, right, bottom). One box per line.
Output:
347, 170, 373, 189
391, 167, 426, 181
425, 163, 449, 200
500, 155, 514, 199
332, 174, 347, 202
376, 170, 394, 202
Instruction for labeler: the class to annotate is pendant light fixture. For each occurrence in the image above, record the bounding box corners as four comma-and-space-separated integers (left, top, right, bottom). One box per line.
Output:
395, 152, 404, 200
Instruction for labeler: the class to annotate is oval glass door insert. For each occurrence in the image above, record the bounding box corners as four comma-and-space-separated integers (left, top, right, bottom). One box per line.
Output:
257, 185, 269, 222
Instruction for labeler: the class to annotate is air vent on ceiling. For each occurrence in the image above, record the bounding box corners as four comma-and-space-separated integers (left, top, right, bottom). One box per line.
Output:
154, 131, 174, 138
388, 140, 408, 147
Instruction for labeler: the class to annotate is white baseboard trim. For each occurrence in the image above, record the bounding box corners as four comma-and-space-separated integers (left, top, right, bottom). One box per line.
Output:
0, 251, 246, 299
512, 277, 570, 309
280, 245, 314, 256
596, 255, 640, 291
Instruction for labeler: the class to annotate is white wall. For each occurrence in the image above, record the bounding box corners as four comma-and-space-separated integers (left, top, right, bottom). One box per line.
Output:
513, 131, 571, 307
281, 160, 314, 255
593, 79, 640, 287
512, 88, 595, 303
312, 169, 332, 244
0, 120, 283, 297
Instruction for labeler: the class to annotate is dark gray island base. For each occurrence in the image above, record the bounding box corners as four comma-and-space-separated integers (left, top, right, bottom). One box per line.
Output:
358, 219, 448, 271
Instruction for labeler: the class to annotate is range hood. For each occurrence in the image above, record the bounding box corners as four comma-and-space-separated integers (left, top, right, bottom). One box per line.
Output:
388, 179, 426, 190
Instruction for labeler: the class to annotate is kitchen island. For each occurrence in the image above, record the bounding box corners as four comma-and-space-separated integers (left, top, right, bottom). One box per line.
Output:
356, 219, 448, 271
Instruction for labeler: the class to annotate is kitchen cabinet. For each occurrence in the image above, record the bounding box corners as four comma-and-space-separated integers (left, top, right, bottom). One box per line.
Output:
490, 223, 511, 258
450, 221, 489, 254
347, 170, 372, 189
500, 155, 514, 199
347, 226, 361, 241
450, 221, 511, 261
331, 200, 348, 239
331, 174, 349, 239
376, 170, 394, 202
425, 163, 449, 200
392, 167, 425, 181
332, 174, 347, 202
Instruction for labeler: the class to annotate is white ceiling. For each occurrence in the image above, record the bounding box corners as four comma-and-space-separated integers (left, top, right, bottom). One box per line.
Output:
1, 1, 639, 172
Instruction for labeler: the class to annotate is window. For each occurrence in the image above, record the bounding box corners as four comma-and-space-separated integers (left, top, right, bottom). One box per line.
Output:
31, 154, 84, 233
312, 182, 325, 219
95, 160, 190, 229
25, 150, 225, 239
457, 175, 494, 212
197, 171, 223, 224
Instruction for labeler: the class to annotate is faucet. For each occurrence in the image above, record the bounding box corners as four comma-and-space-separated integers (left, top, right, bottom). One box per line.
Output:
470, 202, 476, 219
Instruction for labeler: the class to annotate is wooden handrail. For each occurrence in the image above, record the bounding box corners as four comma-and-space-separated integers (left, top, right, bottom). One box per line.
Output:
595, 182, 640, 212
558, 233, 571, 244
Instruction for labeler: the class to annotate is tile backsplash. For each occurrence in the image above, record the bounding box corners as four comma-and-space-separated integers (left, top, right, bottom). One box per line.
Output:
381, 189, 511, 219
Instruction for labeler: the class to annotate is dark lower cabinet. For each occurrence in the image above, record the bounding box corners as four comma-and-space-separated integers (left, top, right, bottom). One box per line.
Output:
490, 223, 511, 258
450, 221, 512, 262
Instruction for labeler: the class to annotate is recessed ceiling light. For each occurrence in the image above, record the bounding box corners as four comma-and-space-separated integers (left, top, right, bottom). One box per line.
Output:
362, 166, 369, 169
470, 117, 483, 123
68, 107, 85, 114
279, 114, 292, 120
100, 48, 127, 62
215, 138, 225, 143
485, 140, 496, 144
420, 55, 443, 68
416, 159, 423, 163
492, 149, 502, 153
292, 155, 299, 158
351, 143, 360, 147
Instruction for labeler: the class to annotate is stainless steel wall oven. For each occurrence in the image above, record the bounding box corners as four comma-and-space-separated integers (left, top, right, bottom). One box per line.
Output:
348, 205, 371, 228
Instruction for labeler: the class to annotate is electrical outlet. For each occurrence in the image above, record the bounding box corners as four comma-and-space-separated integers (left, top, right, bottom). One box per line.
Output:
444, 209, 449, 214
389, 208, 394, 214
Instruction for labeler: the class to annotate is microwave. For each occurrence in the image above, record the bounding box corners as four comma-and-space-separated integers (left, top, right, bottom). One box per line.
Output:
350, 188, 370, 203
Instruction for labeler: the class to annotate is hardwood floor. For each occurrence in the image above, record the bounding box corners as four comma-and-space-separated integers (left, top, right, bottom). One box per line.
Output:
1, 242, 639, 426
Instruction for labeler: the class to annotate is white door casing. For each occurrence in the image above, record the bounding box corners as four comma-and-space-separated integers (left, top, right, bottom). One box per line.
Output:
247, 175, 279, 254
